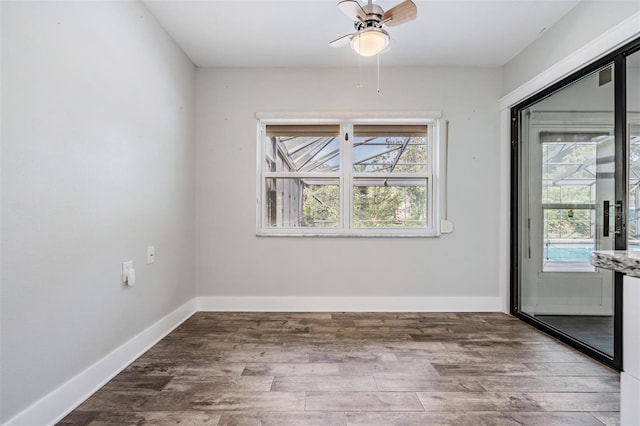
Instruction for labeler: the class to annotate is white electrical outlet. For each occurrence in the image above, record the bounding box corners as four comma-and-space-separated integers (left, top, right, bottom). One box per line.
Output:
147, 246, 155, 264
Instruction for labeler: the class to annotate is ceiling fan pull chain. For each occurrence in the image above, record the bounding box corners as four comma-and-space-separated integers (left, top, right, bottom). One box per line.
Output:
357, 40, 364, 88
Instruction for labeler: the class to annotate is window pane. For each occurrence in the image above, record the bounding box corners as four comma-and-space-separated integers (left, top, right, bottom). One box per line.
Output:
543, 208, 594, 240
265, 178, 339, 228
542, 185, 593, 204
542, 208, 595, 271
352, 136, 427, 173
353, 179, 427, 228
542, 139, 599, 185
540, 133, 601, 272
264, 126, 340, 173
629, 125, 640, 245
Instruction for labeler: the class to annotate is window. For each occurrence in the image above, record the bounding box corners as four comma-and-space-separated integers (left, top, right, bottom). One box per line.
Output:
257, 118, 440, 236
539, 131, 604, 272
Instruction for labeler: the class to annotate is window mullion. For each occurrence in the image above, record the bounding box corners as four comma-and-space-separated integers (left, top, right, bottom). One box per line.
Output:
342, 124, 353, 232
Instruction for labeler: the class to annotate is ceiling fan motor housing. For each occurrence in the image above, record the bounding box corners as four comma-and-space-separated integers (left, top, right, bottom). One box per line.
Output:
354, 3, 384, 30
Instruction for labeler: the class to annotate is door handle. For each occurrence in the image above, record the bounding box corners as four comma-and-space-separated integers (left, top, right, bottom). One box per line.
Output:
603, 200, 623, 237
615, 200, 623, 236
603, 200, 610, 237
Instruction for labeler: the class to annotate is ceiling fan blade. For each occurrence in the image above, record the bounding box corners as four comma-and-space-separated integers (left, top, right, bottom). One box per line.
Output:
329, 33, 354, 47
337, 0, 366, 22
383, 0, 417, 27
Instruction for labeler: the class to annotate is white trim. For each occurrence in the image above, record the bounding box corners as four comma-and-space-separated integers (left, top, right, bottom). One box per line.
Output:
3, 299, 198, 426
500, 11, 640, 110
256, 120, 264, 236
499, 11, 640, 314
257, 118, 440, 237
532, 305, 613, 316
196, 296, 501, 312
432, 118, 442, 235
256, 111, 443, 121
499, 108, 511, 313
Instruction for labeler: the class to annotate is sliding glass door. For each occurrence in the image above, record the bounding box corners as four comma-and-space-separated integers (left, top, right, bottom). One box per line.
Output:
512, 39, 640, 368
519, 64, 617, 357
628, 51, 640, 254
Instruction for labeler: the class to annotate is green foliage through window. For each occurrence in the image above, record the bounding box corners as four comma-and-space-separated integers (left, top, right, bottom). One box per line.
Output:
353, 183, 426, 228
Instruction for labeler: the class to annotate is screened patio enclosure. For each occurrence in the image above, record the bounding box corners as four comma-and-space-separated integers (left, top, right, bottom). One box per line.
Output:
263, 124, 430, 230
627, 124, 640, 247
534, 122, 640, 272
264, 133, 342, 228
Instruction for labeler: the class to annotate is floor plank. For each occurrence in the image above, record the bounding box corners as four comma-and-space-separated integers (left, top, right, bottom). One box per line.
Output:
271, 375, 378, 392
242, 362, 341, 376
416, 391, 619, 412
373, 375, 484, 392
218, 411, 346, 426
523, 361, 616, 376
190, 391, 306, 411
345, 411, 605, 426
473, 375, 620, 392
431, 363, 536, 376
305, 391, 424, 411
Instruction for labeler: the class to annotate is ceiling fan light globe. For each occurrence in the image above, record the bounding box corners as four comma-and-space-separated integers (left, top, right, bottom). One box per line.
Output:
350, 28, 389, 56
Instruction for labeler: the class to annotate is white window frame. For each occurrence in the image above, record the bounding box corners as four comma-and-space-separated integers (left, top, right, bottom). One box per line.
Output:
256, 114, 442, 237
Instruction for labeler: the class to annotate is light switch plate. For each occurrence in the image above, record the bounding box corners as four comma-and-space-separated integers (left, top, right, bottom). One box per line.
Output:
147, 246, 155, 264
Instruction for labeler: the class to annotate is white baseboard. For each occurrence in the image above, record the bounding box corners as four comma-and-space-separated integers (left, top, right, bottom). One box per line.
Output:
197, 296, 502, 312
3, 298, 198, 426
531, 305, 613, 316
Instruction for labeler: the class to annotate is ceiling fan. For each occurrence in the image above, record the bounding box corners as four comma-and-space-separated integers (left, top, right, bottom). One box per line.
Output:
330, 0, 417, 57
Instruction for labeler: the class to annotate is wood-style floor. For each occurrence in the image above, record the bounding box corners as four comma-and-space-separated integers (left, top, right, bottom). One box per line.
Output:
58, 312, 620, 426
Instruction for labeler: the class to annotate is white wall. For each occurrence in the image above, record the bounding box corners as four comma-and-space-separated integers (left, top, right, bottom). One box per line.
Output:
196, 67, 502, 302
503, 0, 640, 95
0, 1, 196, 422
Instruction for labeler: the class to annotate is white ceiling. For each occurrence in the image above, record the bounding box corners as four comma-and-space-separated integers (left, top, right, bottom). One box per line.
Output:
142, 0, 581, 68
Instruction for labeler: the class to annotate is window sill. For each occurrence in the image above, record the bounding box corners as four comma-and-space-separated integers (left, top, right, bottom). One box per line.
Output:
256, 231, 441, 238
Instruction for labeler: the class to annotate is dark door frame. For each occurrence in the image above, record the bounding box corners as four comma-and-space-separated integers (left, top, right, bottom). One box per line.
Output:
510, 37, 640, 371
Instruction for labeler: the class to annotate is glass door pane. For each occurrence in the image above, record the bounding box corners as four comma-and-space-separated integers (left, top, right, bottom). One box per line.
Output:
629, 50, 640, 248
540, 132, 600, 272
519, 64, 616, 356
